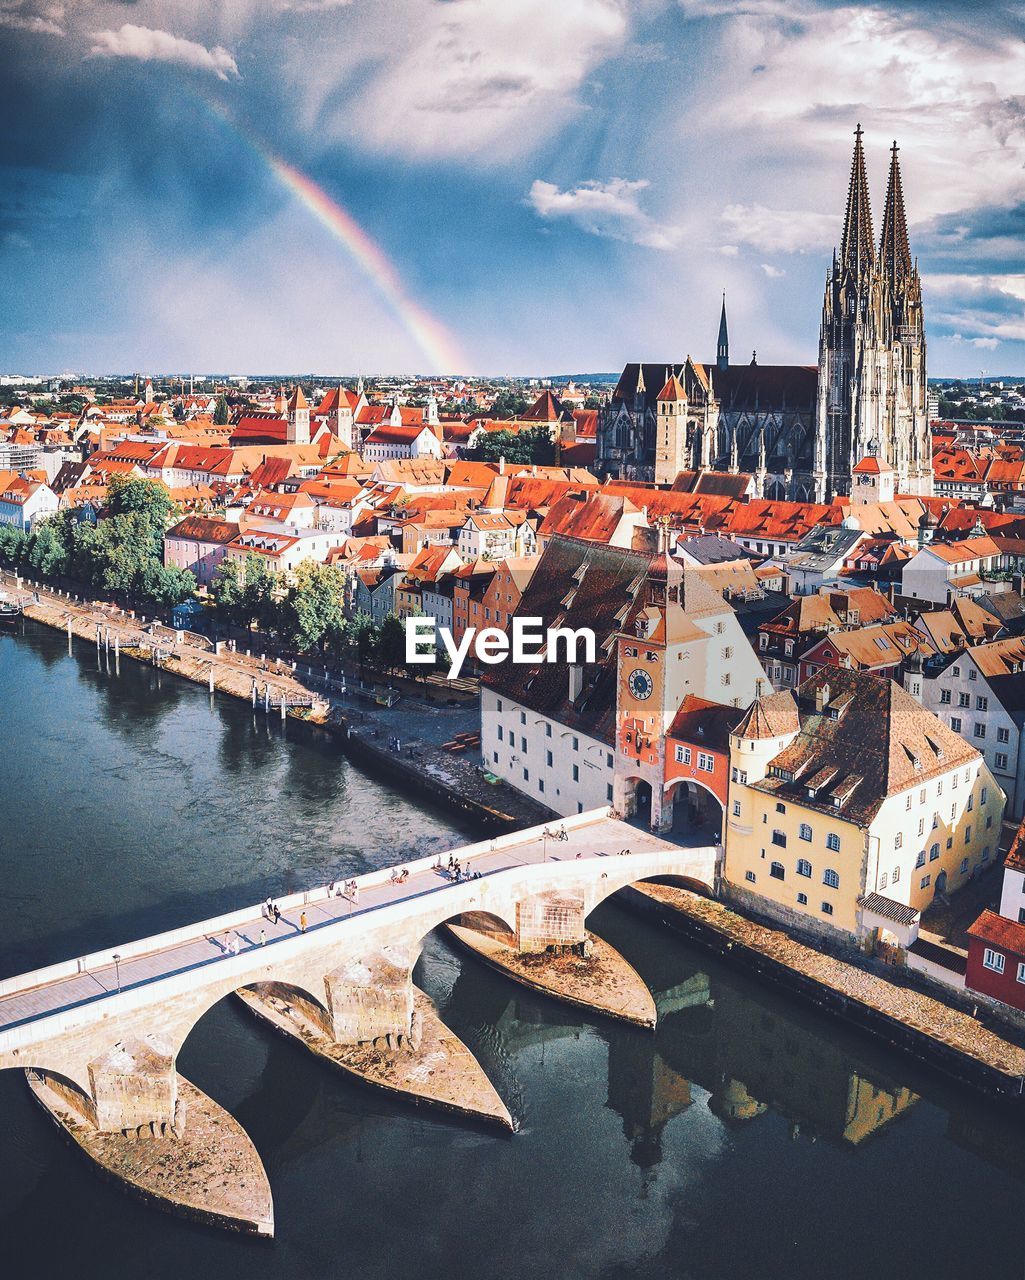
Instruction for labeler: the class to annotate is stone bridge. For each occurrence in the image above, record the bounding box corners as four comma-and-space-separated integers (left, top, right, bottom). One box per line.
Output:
0, 810, 717, 1134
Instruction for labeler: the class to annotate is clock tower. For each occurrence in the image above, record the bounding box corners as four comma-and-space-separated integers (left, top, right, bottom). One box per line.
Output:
613, 547, 702, 830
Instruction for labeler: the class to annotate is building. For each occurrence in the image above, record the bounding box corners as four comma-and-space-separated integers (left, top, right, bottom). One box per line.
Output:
0, 471, 58, 530
966, 820, 1025, 1011
757, 587, 897, 690
723, 668, 1003, 947
596, 128, 931, 502
164, 515, 240, 587
814, 131, 931, 499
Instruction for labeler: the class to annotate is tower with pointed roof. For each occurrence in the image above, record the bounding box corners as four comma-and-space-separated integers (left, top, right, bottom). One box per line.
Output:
286, 384, 310, 445
813, 128, 930, 501
716, 294, 729, 371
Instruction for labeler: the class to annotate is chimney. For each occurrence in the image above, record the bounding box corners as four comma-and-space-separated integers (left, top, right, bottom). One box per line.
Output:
814, 682, 831, 712
568, 664, 584, 703
499, 456, 506, 475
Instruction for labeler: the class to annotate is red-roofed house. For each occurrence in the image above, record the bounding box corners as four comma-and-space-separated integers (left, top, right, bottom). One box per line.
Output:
164, 515, 241, 586
363, 422, 443, 462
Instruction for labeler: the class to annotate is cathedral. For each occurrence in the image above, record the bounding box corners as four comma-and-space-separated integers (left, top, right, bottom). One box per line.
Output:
596, 127, 932, 501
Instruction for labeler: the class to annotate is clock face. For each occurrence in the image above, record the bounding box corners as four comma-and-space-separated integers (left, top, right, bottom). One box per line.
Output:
628, 668, 653, 701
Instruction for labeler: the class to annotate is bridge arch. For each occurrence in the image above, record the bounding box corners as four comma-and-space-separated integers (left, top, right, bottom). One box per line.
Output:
662, 776, 724, 840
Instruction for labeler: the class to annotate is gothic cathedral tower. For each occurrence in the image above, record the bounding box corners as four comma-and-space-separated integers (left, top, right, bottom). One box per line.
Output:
813, 127, 931, 500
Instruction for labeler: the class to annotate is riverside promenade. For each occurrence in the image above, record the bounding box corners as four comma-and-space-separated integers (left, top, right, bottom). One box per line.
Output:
1, 570, 549, 829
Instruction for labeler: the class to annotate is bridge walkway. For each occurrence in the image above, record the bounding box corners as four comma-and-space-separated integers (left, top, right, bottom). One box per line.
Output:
0, 818, 704, 1036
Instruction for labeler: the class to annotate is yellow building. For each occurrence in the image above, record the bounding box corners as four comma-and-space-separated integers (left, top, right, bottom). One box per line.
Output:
723, 668, 1004, 946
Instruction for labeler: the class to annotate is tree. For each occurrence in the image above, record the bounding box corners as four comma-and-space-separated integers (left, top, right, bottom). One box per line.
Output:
213, 395, 230, 426
348, 611, 379, 674
211, 553, 279, 630
583, 395, 602, 409
25, 521, 67, 578
138, 562, 197, 609
377, 613, 407, 675
106, 476, 178, 561
491, 390, 529, 418
279, 561, 346, 651
468, 426, 555, 465
0, 524, 27, 567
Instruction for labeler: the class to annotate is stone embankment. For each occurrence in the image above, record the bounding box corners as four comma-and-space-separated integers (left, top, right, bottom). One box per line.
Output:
446, 922, 657, 1028
626, 883, 1025, 1104
236, 985, 512, 1130
5, 573, 548, 831
27, 1070, 274, 1235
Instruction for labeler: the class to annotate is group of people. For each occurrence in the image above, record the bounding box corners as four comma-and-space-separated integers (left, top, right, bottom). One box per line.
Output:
388, 867, 410, 884
326, 878, 360, 905
434, 853, 482, 883
263, 898, 282, 925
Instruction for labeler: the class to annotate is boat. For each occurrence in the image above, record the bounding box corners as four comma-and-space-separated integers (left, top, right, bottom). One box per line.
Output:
0, 594, 22, 623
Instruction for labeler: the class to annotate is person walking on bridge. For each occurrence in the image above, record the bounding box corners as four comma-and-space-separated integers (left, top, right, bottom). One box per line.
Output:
299, 911, 308, 933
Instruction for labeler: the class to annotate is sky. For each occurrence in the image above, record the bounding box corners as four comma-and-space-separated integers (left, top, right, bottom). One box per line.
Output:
0, 0, 1022, 378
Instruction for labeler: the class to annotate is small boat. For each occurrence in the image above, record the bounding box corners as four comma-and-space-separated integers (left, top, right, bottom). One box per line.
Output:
0, 594, 23, 623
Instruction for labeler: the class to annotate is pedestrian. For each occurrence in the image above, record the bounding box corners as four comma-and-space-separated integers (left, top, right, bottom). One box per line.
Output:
328, 880, 335, 898
351, 882, 360, 905
229, 934, 240, 956
273, 903, 281, 924
300, 911, 308, 933
260, 928, 266, 946
222, 932, 231, 953
264, 897, 272, 920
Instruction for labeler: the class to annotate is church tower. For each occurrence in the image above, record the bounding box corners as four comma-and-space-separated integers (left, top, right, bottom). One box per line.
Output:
286, 384, 310, 445
813, 127, 930, 500
654, 371, 688, 485
716, 293, 729, 371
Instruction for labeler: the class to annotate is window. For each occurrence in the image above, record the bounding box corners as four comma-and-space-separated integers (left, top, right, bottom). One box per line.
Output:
497, 726, 504, 742
905, 794, 913, 811
1017, 962, 1025, 985
951, 717, 962, 733
968, 669, 977, 682
521, 736, 527, 751
983, 948, 1005, 974
915, 850, 926, 868
965, 825, 972, 843
997, 727, 1009, 744
546, 723, 553, 738
892, 866, 901, 883
625, 646, 637, 658
698, 752, 715, 772
940, 689, 951, 704
770, 861, 785, 880
917, 818, 925, 836
920, 874, 931, 888
958, 692, 970, 708
823, 868, 839, 889
771, 830, 787, 848
967, 793, 974, 812
538, 779, 544, 793
732, 801, 741, 817
895, 832, 903, 849
572, 764, 579, 782
523, 768, 529, 781
799, 823, 812, 842
723, 646, 733, 660
645, 650, 657, 662
797, 858, 812, 877
879, 872, 888, 889
929, 843, 940, 861
675, 745, 692, 764
745, 870, 756, 883
546, 750, 553, 767
520, 710, 526, 724
797, 892, 808, 905
776, 802, 786, 813
821, 901, 834, 916
982, 846, 991, 861
572, 736, 579, 751
722, 672, 731, 687
826, 832, 840, 852
607, 784, 614, 802
996, 753, 1009, 770
974, 723, 986, 739
960, 858, 969, 874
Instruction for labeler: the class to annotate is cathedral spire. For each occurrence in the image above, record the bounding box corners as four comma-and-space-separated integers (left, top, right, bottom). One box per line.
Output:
879, 140, 912, 286
840, 123, 875, 278
716, 292, 729, 371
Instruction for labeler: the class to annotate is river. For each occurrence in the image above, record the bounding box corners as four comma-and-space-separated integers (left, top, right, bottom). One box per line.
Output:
0, 619, 1021, 1280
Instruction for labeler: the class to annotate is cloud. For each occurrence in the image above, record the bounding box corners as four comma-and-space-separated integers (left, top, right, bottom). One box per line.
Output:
720, 203, 835, 254
87, 23, 239, 80
948, 334, 999, 349
341, 0, 628, 160
0, 0, 63, 34
760, 263, 785, 278
528, 177, 682, 250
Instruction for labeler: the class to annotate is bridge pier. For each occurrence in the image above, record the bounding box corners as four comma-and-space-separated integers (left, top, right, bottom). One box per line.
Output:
324, 946, 418, 1050
87, 1035, 184, 1137
515, 891, 589, 956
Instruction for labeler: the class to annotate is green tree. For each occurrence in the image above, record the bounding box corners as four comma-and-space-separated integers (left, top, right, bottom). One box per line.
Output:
491, 390, 529, 418
377, 612, 407, 674
468, 426, 555, 465
0, 524, 28, 567
26, 521, 67, 578
106, 476, 178, 561
211, 553, 279, 630
213, 395, 230, 426
279, 561, 346, 651
138, 562, 197, 609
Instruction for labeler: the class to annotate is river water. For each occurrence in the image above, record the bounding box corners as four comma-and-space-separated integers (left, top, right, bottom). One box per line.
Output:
0, 620, 1022, 1280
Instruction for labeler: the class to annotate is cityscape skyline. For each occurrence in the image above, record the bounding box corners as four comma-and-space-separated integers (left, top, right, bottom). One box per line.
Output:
1, 0, 1023, 377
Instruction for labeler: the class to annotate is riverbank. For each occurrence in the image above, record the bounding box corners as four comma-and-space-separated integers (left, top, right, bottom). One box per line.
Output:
624, 883, 1025, 1106
4, 572, 549, 832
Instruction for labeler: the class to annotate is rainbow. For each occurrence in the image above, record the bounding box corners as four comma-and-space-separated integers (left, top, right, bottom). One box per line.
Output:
202, 99, 465, 373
